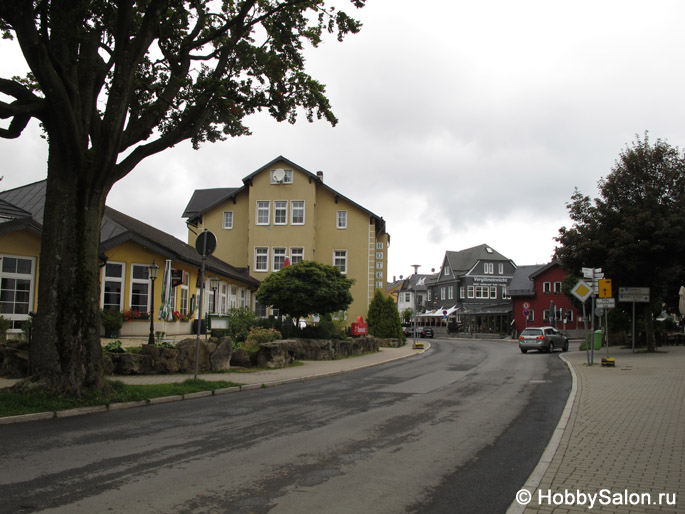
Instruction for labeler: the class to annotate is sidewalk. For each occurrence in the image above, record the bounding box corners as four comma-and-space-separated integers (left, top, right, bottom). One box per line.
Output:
510, 344, 685, 513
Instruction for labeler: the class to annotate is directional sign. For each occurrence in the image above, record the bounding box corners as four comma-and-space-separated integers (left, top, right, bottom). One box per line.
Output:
598, 279, 612, 298
596, 298, 616, 308
618, 287, 650, 303
571, 280, 593, 302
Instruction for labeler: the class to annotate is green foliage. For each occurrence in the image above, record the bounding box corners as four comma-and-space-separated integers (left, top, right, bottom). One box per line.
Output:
0, 315, 10, 342
246, 327, 282, 347
211, 329, 231, 338
256, 261, 354, 320
555, 133, 685, 349
0, 379, 240, 418
100, 310, 124, 331
103, 340, 125, 353
367, 290, 403, 339
401, 308, 414, 325
226, 307, 260, 342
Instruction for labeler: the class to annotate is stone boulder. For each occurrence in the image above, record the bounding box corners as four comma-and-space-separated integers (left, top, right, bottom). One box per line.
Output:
230, 348, 252, 368
0, 343, 29, 378
110, 352, 153, 375
210, 337, 233, 371
175, 338, 211, 373
141, 344, 180, 374
257, 341, 295, 369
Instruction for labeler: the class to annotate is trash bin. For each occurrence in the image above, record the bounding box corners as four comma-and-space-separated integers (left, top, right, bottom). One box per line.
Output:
593, 329, 603, 350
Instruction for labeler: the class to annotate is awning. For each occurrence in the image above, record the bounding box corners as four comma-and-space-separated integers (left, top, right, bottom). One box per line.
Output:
418, 305, 458, 317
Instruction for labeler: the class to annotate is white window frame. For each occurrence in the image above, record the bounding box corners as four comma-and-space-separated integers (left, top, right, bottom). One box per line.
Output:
291, 201, 305, 225
130, 264, 151, 312
101, 261, 125, 311
333, 250, 348, 274
501, 285, 510, 300
448, 286, 454, 300
337, 210, 347, 229
467, 286, 475, 298
180, 271, 189, 316
223, 211, 233, 229
543, 281, 551, 293
270, 168, 293, 184
554, 281, 562, 293
255, 247, 269, 272
460, 286, 465, 299
290, 247, 304, 265
0, 254, 36, 332
498, 263, 504, 274
273, 247, 287, 271
484, 263, 494, 274
527, 310, 535, 321
490, 285, 497, 299
256, 201, 270, 225
274, 201, 288, 225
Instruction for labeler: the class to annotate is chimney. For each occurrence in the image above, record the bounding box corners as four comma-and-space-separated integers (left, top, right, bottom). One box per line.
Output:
316, 170, 324, 182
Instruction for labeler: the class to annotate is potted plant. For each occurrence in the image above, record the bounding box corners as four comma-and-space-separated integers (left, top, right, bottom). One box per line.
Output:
101, 309, 125, 338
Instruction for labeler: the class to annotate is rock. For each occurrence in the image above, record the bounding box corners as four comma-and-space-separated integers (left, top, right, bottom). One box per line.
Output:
141, 345, 180, 374
176, 338, 210, 373
257, 342, 295, 368
210, 337, 233, 371
0, 343, 29, 378
110, 352, 153, 375
230, 348, 252, 368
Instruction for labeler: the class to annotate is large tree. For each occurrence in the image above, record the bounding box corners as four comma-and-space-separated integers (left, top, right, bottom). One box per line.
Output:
255, 260, 354, 323
0, 0, 365, 394
555, 133, 685, 351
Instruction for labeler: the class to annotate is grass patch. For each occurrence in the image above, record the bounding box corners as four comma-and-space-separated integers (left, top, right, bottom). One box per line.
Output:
0, 379, 240, 418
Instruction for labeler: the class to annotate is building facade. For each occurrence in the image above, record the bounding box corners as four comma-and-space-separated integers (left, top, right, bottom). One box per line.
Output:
0, 181, 259, 337
424, 244, 516, 334
509, 261, 583, 337
183, 156, 390, 324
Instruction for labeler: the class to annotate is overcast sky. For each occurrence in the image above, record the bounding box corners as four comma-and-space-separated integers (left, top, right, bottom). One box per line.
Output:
2, 0, 685, 281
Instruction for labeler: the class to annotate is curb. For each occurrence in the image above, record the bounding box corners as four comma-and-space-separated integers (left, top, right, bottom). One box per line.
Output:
0, 345, 428, 425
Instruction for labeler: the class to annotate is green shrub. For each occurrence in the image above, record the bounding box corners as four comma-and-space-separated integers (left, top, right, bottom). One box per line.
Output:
226, 307, 260, 342
103, 340, 125, 353
0, 315, 10, 343
211, 328, 230, 338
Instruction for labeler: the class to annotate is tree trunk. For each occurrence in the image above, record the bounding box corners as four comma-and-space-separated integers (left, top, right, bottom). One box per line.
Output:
29, 145, 107, 395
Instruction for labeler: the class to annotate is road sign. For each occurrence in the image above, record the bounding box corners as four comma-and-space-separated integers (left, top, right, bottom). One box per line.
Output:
596, 297, 616, 308
598, 279, 612, 298
618, 287, 650, 303
195, 230, 217, 257
571, 280, 593, 302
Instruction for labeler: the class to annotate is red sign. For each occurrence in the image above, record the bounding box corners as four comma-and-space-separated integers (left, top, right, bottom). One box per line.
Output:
351, 316, 368, 336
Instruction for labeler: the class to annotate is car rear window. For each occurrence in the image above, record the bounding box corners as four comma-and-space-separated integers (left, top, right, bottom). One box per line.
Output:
521, 329, 542, 336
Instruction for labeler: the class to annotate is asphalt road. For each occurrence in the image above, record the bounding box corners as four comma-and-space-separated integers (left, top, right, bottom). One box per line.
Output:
0, 338, 571, 514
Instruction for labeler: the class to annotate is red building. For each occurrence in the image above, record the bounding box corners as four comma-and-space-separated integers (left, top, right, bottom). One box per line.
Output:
508, 261, 583, 336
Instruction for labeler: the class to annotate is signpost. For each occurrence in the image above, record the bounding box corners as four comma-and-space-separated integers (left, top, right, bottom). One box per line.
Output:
619, 287, 650, 352
194, 230, 217, 380
572, 279, 594, 364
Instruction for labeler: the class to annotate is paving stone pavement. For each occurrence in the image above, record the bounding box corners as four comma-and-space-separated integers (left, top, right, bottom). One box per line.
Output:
509, 344, 685, 514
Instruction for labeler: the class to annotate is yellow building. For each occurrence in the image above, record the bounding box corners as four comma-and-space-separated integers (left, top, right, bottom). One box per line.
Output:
183, 156, 390, 324
0, 180, 259, 337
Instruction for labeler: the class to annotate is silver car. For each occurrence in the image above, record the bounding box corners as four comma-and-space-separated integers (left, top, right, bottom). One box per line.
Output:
518, 327, 569, 353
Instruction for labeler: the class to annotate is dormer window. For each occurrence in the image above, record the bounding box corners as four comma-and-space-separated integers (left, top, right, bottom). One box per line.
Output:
443, 266, 450, 276
270, 168, 293, 184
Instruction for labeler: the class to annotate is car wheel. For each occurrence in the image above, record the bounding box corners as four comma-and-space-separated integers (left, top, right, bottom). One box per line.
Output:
563, 339, 569, 352
520, 348, 527, 353
548, 342, 554, 353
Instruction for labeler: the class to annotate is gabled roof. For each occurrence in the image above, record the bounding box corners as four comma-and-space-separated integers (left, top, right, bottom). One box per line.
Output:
1, 180, 259, 287
0, 180, 47, 223
508, 264, 547, 297
182, 155, 387, 234
440, 244, 510, 280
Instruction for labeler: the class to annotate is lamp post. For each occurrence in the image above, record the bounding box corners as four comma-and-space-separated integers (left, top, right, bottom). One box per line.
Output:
147, 260, 160, 345
411, 264, 420, 347
210, 276, 219, 313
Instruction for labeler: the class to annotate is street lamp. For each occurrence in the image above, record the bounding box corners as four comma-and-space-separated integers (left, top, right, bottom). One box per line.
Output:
411, 264, 420, 347
147, 260, 160, 345
210, 276, 219, 313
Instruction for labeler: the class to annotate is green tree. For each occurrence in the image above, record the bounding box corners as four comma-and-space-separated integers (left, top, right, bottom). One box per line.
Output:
256, 261, 354, 324
367, 290, 403, 339
0, 1, 364, 394
555, 133, 685, 351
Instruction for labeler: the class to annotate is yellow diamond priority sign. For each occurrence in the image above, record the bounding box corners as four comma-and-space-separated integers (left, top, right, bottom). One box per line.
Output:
571, 280, 593, 302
